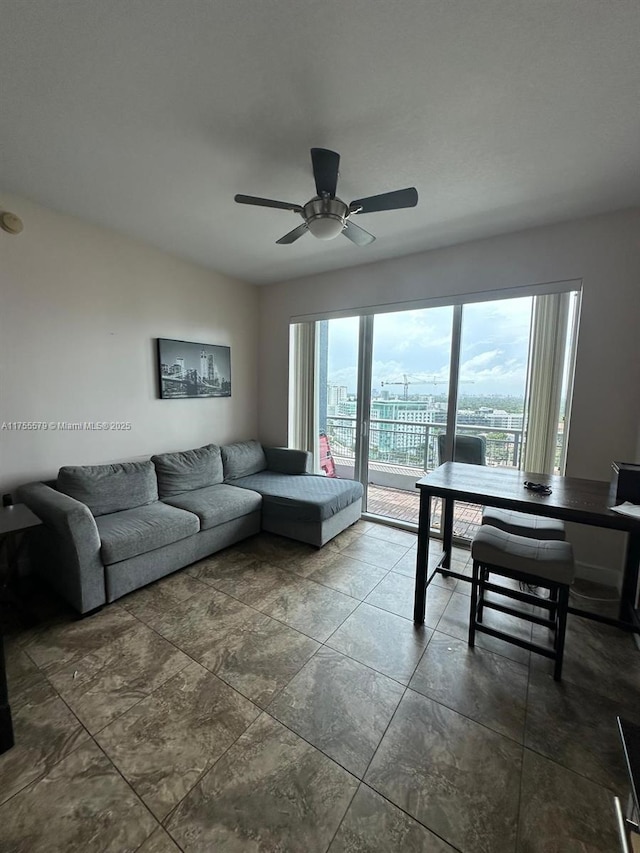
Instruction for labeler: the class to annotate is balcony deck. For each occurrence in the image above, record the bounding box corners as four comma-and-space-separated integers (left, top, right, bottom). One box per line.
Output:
332, 456, 483, 540
366, 483, 483, 540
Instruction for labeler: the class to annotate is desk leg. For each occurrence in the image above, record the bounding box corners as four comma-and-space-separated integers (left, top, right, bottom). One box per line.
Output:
620, 532, 640, 625
414, 491, 431, 624
442, 499, 454, 570
0, 635, 14, 754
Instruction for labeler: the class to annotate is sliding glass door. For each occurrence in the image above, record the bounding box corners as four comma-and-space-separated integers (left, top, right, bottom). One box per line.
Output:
365, 306, 455, 522
457, 296, 533, 470
295, 284, 581, 538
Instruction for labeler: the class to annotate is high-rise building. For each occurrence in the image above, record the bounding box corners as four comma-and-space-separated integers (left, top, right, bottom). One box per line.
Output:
327, 385, 348, 411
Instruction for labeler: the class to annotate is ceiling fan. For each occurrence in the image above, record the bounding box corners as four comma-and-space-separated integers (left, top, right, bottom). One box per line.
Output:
234, 148, 418, 246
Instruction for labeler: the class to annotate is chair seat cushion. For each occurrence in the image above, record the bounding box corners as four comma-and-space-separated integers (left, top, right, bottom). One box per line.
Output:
471, 525, 574, 585
162, 484, 262, 530
96, 502, 200, 564
231, 472, 364, 523
481, 507, 566, 540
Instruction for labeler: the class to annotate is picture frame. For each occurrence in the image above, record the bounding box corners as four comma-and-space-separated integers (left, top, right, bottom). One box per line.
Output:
157, 338, 231, 399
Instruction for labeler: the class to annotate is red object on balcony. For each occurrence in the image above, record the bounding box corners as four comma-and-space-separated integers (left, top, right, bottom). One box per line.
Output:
319, 431, 337, 477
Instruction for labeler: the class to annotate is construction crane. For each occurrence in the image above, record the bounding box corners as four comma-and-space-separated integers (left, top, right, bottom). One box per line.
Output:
381, 374, 430, 400
380, 374, 473, 400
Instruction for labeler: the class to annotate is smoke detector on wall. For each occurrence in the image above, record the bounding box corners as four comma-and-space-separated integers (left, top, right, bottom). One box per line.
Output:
0, 211, 24, 235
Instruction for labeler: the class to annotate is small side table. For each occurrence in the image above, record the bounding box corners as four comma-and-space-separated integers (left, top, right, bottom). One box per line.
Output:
0, 503, 42, 613
0, 503, 42, 755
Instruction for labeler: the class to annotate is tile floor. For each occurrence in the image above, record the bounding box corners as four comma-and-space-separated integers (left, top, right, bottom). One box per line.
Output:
1, 520, 639, 852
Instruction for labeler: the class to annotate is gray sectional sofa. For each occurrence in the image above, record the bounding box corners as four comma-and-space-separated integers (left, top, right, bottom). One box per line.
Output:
18, 440, 363, 615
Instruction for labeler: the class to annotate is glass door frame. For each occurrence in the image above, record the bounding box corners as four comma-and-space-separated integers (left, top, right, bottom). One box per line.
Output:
351, 306, 464, 533
440, 304, 463, 465
354, 314, 373, 513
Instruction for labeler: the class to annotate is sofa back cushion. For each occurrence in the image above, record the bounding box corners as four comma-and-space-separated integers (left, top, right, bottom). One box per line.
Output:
264, 447, 311, 475
151, 444, 223, 497
57, 461, 158, 517
221, 440, 267, 481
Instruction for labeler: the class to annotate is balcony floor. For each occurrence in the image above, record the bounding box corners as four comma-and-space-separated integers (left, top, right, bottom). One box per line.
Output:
366, 483, 483, 541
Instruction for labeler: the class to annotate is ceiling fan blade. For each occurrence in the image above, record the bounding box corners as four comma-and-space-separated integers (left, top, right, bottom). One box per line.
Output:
342, 220, 376, 246
276, 223, 309, 245
311, 148, 340, 197
234, 194, 302, 213
349, 187, 418, 214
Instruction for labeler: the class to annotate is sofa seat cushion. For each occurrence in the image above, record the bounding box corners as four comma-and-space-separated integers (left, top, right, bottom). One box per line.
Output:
151, 444, 223, 497
232, 472, 363, 523
162, 484, 262, 530
96, 502, 200, 565
58, 461, 158, 517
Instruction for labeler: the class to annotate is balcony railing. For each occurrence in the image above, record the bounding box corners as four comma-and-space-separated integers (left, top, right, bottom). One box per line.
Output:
325, 415, 525, 474
324, 415, 531, 536
324, 414, 564, 535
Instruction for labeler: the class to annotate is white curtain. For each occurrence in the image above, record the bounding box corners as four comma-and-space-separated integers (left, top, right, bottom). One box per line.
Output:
288, 322, 319, 464
522, 291, 571, 474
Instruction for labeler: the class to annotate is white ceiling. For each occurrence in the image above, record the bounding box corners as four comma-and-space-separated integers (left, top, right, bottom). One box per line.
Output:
2, 0, 640, 285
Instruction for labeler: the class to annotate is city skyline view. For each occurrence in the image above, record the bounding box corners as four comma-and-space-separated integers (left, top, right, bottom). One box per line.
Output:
318, 292, 578, 480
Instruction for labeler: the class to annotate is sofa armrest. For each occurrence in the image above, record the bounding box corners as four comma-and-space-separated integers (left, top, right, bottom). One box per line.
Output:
264, 447, 312, 475
17, 482, 106, 614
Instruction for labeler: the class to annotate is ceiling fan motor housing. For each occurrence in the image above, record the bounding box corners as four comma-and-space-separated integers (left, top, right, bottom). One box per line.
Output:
303, 197, 348, 240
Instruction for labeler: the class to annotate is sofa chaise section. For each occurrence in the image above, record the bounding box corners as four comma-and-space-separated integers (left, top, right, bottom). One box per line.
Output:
221, 441, 364, 547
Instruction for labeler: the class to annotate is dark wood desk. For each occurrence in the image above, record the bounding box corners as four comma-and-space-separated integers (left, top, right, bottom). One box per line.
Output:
414, 463, 640, 632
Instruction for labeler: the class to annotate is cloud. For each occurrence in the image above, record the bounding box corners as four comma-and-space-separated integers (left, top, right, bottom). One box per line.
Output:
460, 349, 502, 369
374, 308, 453, 355
327, 366, 358, 389
323, 296, 533, 396
458, 350, 527, 387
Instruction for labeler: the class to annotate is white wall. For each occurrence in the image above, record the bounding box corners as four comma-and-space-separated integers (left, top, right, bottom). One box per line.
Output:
258, 208, 640, 584
0, 193, 259, 493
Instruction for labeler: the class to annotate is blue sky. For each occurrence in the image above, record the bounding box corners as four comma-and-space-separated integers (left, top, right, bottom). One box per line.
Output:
327, 296, 533, 398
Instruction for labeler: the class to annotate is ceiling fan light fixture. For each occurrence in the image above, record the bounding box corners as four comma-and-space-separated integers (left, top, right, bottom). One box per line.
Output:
302, 196, 348, 240
306, 214, 345, 240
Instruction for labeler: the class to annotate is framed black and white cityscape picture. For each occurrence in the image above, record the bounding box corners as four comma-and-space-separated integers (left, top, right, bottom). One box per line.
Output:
157, 338, 231, 399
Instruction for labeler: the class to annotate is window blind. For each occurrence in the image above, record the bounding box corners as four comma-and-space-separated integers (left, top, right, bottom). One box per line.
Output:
522, 291, 571, 474
288, 322, 319, 463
